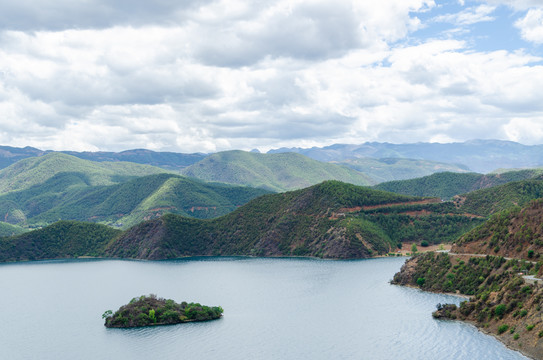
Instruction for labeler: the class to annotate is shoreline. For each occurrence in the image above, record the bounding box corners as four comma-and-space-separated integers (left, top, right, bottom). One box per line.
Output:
397, 282, 534, 359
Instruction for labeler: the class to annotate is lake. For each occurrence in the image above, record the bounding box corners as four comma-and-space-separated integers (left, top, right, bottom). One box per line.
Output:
0, 257, 528, 359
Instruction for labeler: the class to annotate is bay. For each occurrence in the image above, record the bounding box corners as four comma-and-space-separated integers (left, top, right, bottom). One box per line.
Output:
0, 257, 528, 359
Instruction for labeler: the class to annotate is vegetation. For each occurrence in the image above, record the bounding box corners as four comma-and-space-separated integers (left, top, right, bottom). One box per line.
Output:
0, 221, 121, 262
269, 139, 543, 174
0, 172, 270, 229
393, 252, 543, 359
181, 150, 374, 192
375, 170, 543, 200
0, 179, 497, 262
335, 157, 469, 183
103, 294, 223, 328
0, 152, 167, 194
453, 198, 543, 260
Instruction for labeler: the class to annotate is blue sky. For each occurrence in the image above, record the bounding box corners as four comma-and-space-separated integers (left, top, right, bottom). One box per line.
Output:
0, 0, 542, 153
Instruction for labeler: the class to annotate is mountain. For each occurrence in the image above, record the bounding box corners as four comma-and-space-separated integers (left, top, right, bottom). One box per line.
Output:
0, 145, 206, 171
0, 146, 46, 169
392, 251, 543, 359
452, 198, 543, 259
454, 179, 543, 217
336, 157, 470, 183
61, 149, 206, 170
0, 221, 121, 262
0, 152, 169, 194
269, 140, 543, 173
0, 173, 270, 229
106, 181, 488, 260
181, 150, 374, 192
374, 169, 543, 200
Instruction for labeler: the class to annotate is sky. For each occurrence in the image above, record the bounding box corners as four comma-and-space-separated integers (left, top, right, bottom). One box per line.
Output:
1, 0, 543, 153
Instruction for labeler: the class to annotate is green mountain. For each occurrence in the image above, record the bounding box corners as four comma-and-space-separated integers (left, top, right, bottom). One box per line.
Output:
9, 177, 543, 262
61, 149, 206, 171
181, 150, 374, 192
336, 157, 470, 183
374, 169, 543, 200
454, 179, 543, 217
0, 152, 169, 194
452, 197, 543, 259
0, 173, 270, 229
106, 181, 485, 260
0, 221, 121, 262
0, 145, 205, 171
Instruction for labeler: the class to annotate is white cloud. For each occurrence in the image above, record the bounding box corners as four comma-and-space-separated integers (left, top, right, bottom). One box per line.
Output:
515, 8, 543, 44
0, 0, 543, 152
434, 4, 496, 26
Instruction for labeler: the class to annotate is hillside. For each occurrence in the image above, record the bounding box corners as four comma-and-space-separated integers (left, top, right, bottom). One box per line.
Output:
0, 221, 121, 262
105, 181, 486, 260
392, 197, 543, 360
336, 157, 469, 183
0, 145, 206, 171
0, 173, 270, 229
0, 152, 168, 194
392, 252, 543, 359
5, 179, 535, 263
452, 198, 543, 260
62, 149, 206, 171
0, 146, 46, 169
181, 150, 374, 192
269, 139, 543, 173
374, 170, 543, 200
454, 179, 543, 217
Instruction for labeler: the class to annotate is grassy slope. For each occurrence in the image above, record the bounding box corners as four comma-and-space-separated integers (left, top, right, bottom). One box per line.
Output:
0, 152, 168, 194
0, 173, 270, 229
181, 150, 374, 192
337, 157, 469, 183
374, 169, 543, 200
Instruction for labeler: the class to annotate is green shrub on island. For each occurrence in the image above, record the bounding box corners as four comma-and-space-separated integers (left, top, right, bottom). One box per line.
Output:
103, 294, 223, 328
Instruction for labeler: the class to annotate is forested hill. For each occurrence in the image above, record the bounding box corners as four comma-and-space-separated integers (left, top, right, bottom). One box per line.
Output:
0, 173, 270, 229
181, 150, 374, 192
6, 176, 543, 262
374, 170, 543, 200
0, 152, 167, 194
0, 145, 205, 171
106, 181, 428, 260
452, 198, 543, 260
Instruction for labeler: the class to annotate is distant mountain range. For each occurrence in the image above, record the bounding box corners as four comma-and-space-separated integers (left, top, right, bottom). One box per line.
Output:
268, 139, 543, 173
0, 145, 206, 171
3, 139, 543, 181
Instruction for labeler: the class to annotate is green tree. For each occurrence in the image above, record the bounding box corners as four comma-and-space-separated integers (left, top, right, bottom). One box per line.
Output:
411, 243, 418, 253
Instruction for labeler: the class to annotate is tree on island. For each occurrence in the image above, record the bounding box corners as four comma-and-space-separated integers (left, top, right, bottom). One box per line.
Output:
103, 294, 223, 328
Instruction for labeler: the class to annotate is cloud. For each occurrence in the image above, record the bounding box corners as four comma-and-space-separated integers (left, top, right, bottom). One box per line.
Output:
1, 0, 543, 153
434, 4, 496, 26
515, 8, 543, 44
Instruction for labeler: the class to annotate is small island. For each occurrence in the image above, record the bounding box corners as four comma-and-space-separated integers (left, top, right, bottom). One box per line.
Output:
103, 294, 223, 328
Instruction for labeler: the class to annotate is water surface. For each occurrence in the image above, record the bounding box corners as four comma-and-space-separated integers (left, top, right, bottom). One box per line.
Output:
0, 257, 528, 359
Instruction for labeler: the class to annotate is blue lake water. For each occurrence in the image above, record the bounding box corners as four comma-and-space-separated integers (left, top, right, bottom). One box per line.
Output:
0, 257, 528, 359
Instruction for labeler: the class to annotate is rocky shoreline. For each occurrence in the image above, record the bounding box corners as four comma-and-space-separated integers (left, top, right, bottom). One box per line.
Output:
392, 253, 543, 360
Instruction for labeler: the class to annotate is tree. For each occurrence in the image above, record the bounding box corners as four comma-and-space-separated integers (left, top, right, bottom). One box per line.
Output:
411, 243, 418, 253
102, 310, 113, 319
